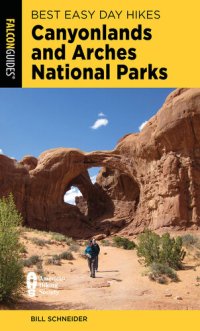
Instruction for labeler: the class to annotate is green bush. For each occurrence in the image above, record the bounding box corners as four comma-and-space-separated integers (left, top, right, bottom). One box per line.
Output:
137, 230, 160, 265
59, 251, 74, 260
22, 255, 40, 267
137, 230, 186, 270
148, 262, 179, 283
113, 236, 136, 250
161, 233, 186, 269
0, 194, 25, 302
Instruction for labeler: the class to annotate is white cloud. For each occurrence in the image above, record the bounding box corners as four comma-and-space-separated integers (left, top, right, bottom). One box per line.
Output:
139, 120, 148, 132
64, 186, 82, 205
90, 175, 97, 184
0, 149, 4, 155
98, 112, 106, 117
91, 118, 109, 130
64, 174, 97, 205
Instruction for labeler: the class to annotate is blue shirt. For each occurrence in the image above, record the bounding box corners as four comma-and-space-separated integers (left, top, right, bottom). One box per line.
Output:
85, 245, 96, 258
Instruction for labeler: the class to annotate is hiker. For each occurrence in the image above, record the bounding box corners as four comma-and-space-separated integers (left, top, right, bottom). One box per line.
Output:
85, 240, 97, 278
92, 238, 100, 272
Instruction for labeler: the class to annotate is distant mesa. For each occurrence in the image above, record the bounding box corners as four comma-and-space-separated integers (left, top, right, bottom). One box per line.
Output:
0, 88, 200, 238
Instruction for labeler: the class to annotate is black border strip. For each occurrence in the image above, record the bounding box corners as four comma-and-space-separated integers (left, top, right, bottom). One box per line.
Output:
0, 0, 22, 87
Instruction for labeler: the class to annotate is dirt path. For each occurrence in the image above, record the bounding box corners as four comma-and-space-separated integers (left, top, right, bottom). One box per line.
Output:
16, 246, 200, 310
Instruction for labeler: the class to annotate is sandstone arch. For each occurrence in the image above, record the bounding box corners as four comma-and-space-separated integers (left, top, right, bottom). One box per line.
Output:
24, 148, 139, 237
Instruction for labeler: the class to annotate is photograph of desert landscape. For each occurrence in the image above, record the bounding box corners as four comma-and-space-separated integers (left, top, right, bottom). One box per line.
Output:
0, 88, 200, 310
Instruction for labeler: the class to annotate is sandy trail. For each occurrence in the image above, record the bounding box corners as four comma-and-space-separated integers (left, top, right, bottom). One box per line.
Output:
15, 245, 200, 310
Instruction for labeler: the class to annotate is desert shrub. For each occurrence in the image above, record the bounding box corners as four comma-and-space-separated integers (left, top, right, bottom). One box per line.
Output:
148, 262, 179, 284
50, 232, 74, 245
59, 251, 74, 260
45, 255, 61, 266
68, 243, 80, 252
113, 236, 136, 250
24, 228, 46, 235
137, 230, 160, 265
22, 255, 40, 267
21, 234, 28, 240
101, 239, 112, 246
0, 194, 25, 302
65, 237, 74, 246
31, 237, 51, 246
51, 233, 66, 242
24, 227, 32, 232
181, 234, 200, 248
22, 260, 30, 267
36, 261, 45, 277
137, 230, 186, 270
19, 244, 27, 254
160, 233, 186, 270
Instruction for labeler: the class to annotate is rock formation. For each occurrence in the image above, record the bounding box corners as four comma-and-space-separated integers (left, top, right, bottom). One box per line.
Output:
0, 88, 200, 237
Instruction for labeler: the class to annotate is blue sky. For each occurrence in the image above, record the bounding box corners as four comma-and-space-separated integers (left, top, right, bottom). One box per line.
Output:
0, 88, 174, 203
0, 88, 174, 164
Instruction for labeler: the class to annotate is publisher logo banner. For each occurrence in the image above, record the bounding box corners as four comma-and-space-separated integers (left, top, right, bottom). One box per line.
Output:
0, 0, 22, 87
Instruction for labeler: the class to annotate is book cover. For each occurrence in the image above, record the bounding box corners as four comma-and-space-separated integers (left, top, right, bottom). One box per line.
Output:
0, 1, 200, 330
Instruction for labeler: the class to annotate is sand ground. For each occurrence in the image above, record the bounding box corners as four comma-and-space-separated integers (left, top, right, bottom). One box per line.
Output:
4, 230, 199, 310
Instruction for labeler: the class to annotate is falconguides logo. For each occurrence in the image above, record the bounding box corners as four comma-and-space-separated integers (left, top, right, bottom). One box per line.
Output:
26, 272, 38, 297
6, 18, 16, 80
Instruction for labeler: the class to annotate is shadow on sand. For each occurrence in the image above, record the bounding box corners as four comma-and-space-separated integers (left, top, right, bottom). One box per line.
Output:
0, 299, 90, 310
98, 270, 119, 273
